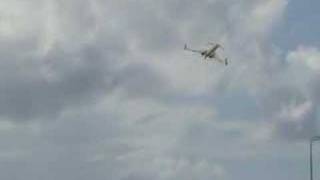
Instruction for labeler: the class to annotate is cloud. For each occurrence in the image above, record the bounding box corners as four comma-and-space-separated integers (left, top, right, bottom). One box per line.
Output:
287, 45, 320, 71
0, 0, 174, 121
274, 101, 317, 140
0, 41, 115, 120
251, 45, 320, 142
1, 0, 319, 180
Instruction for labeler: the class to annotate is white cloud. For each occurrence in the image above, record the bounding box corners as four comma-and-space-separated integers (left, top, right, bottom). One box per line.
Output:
278, 101, 313, 121
287, 45, 320, 71
249, 0, 288, 35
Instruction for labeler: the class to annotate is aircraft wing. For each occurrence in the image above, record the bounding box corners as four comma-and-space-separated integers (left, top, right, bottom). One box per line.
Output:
214, 57, 224, 63
214, 57, 228, 66
184, 44, 203, 54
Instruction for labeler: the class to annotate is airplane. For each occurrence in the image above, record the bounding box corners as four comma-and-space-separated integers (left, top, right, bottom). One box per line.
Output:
184, 43, 228, 65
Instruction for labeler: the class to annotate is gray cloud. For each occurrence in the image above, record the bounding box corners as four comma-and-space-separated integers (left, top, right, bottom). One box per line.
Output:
0, 42, 114, 120
0, 0, 175, 121
0, 0, 319, 180
114, 63, 172, 99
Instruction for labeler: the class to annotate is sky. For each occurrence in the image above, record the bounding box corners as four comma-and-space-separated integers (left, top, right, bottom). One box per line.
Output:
0, 0, 319, 180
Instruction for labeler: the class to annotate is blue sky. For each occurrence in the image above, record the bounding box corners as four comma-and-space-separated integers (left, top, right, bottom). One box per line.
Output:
0, 0, 319, 180
274, 0, 320, 50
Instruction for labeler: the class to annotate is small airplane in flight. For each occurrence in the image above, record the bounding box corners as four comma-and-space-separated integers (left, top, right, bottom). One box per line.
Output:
184, 43, 228, 65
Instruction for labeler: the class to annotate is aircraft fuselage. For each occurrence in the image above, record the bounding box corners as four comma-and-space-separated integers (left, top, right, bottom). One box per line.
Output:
203, 44, 219, 59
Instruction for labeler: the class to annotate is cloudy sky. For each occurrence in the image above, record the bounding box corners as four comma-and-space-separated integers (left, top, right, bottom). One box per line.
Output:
0, 0, 319, 179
